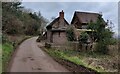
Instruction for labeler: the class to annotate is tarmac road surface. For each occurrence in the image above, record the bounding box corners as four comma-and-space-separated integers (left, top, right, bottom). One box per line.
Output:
8, 37, 69, 72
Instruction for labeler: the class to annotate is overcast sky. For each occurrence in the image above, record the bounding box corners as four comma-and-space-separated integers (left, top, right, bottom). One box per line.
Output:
22, 2, 118, 35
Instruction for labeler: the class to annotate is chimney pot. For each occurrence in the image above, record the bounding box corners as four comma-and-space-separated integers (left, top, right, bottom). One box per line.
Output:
59, 10, 64, 19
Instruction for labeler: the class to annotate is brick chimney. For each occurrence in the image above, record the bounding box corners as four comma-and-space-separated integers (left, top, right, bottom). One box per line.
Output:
59, 10, 64, 19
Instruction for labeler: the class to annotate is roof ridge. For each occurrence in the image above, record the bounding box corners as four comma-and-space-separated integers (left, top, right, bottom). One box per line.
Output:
75, 11, 100, 15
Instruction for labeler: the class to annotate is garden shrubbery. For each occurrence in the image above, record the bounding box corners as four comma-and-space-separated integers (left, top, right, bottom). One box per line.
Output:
66, 26, 76, 41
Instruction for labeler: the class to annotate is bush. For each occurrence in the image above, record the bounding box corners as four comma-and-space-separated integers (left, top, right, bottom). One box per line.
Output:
78, 32, 89, 50
66, 26, 76, 41
45, 42, 51, 48
2, 34, 11, 44
36, 36, 42, 42
78, 32, 89, 43
95, 41, 108, 54
87, 15, 115, 54
109, 38, 117, 45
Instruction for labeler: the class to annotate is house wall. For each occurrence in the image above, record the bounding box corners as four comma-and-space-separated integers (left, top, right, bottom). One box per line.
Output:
47, 30, 67, 45
52, 31, 67, 45
46, 30, 52, 43
46, 10, 69, 45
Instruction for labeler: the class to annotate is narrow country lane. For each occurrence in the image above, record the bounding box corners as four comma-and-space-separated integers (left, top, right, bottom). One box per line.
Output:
8, 37, 69, 72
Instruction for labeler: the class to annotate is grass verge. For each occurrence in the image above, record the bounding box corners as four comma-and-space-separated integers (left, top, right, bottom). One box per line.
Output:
42, 47, 103, 73
0, 44, 2, 74
2, 42, 13, 71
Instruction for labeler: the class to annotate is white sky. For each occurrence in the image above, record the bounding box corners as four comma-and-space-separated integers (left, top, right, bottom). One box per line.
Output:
21, 0, 119, 2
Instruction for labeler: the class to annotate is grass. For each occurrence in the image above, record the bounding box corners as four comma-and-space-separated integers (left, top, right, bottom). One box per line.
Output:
78, 51, 118, 71
2, 42, 13, 71
64, 56, 86, 66
43, 48, 105, 72
64, 53, 105, 72
43, 46, 119, 73
65, 56, 105, 73
0, 44, 2, 74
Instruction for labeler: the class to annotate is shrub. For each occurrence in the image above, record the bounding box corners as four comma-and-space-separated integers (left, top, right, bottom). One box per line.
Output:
45, 42, 51, 48
78, 32, 89, 44
66, 26, 76, 41
78, 32, 89, 50
95, 41, 108, 54
87, 15, 115, 54
2, 34, 11, 44
36, 36, 42, 42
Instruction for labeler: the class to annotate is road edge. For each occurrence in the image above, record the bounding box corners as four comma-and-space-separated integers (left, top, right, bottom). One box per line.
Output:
5, 37, 33, 72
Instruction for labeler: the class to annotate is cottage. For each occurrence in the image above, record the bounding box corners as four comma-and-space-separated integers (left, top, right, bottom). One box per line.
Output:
46, 10, 69, 45
71, 11, 102, 29
45, 11, 106, 46
71, 11, 105, 41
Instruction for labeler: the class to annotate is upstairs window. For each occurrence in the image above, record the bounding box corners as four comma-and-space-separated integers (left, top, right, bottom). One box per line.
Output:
81, 23, 88, 29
